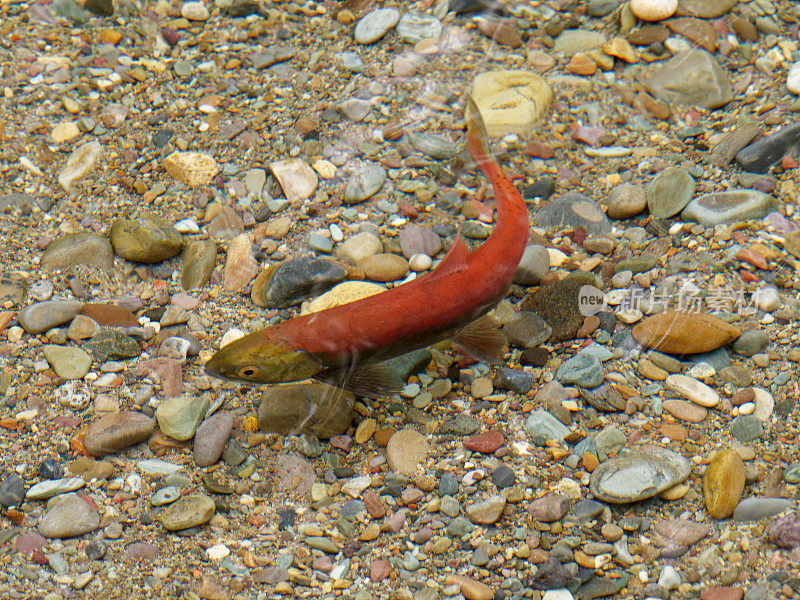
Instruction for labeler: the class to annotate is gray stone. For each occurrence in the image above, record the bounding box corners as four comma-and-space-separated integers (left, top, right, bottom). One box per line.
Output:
252, 257, 347, 308
110, 215, 183, 263
732, 498, 792, 522
646, 167, 695, 218
682, 190, 777, 226
732, 329, 769, 357
193, 412, 234, 467
354, 8, 400, 44
503, 312, 552, 348
513, 244, 549, 285
534, 193, 611, 235
181, 240, 216, 290
606, 183, 646, 220
259, 383, 354, 439
396, 12, 442, 43
644, 49, 733, 109
158, 494, 215, 530
407, 133, 459, 160
156, 395, 210, 441
524, 410, 570, 442
736, 123, 800, 174
729, 415, 764, 442
589, 447, 691, 503
343, 162, 386, 204
38, 494, 100, 538
553, 29, 606, 55
18, 300, 83, 334
555, 353, 604, 388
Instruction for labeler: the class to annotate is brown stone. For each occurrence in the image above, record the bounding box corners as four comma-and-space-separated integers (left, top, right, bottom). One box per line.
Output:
527, 493, 570, 522
632, 311, 740, 354
463, 430, 504, 454
568, 53, 596, 76
258, 383, 354, 439
659, 423, 687, 441
445, 575, 493, 600
666, 18, 717, 52
703, 449, 745, 519
731, 387, 755, 406
699, 587, 744, 600
662, 399, 708, 423
84, 411, 155, 457
476, 18, 522, 48
80, 303, 139, 327
655, 518, 710, 544
627, 25, 669, 46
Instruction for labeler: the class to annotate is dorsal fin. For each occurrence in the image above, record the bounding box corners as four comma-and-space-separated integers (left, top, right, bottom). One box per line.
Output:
431, 235, 470, 279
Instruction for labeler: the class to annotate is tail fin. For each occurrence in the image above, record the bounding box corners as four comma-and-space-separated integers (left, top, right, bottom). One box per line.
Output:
465, 95, 501, 179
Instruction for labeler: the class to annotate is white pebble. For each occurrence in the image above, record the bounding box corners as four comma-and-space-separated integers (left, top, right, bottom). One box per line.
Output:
788, 62, 800, 95
738, 402, 755, 415
330, 223, 344, 242
206, 544, 230, 560
220, 328, 245, 348
630, 0, 677, 22
174, 219, 199, 234
658, 565, 681, 590
409, 253, 432, 271
753, 287, 781, 312
687, 362, 715, 379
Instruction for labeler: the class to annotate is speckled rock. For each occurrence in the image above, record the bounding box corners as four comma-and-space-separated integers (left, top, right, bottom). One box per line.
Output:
110, 215, 184, 263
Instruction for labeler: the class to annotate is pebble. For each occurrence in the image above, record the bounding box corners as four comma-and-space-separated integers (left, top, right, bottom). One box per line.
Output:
41, 232, 114, 271
590, 447, 691, 503
466, 494, 506, 525
682, 190, 777, 226
253, 257, 347, 308
513, 244, 550, 285
525, 410, 570, 442
704, 449, 745, 519
223, 233, 258, 292
26, 477, 84, 500
156, 395, 210, 441
665, 374, 720, 407
270, 158, 318, 201
84, 411, 155, 456
18, 300, 83, 334
163, 152, 220, 187
632, 311, 740, 354
193, 412, 233, 467
58, 141, 102, 191
110, 215, 184, 263
631, 0, 677, 21
646, 166, 695, 218
606, 183, 647, 219
158, 494, 215, 530
534, 193, 611, 235
387, 429, 429, 475
355, 8, 400, 44
38, 493, 101, 538
732, 497, 792, 522
470, 71, 552, 137
43, 345, 91, 380
343, 162, 386, 204
258, 383, 354, 439
645, 49, 732, 108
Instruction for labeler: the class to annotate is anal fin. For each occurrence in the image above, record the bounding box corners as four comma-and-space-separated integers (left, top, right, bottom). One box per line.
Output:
451, 314, 508, 364
316, 362, 405, 398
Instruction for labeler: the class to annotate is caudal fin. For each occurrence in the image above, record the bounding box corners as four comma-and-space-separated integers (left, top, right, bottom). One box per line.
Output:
465, 95, 500, 178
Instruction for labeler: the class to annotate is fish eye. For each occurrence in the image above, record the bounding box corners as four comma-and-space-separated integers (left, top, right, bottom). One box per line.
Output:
238, 366, 258, 378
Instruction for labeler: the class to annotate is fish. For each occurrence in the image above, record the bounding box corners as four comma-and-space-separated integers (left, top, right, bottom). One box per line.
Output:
204, 97, 530, 396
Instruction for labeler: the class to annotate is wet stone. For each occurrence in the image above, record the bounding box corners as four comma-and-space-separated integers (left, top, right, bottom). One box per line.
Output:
606, 183, 647, 219
681, 190, 777, 227
513, 244, 550, 285
503, 312, 552, 348
158, 494, 215, 530
156, 395, 210, 441
729, 415, 764, 443
259, 383, 354, 439
110, 215, 184, 263
253, 257, 347, 308
194, 412, 233, 467
41, 232, 114, 272
732, 498, 792, 522
181, 240, 216, 290
43, 345, 91, 380
534, 194, 611, 235
736, 123, 800, 174
647, 167, 695, 218
396, 12, 442, 43
343, 162, 386, 204
644, 49, 732, 109
85, 330, 140, 362
38, 493, 100, 539
589, 447, 691, 503
555, 353, 604, 388
84, 411, 155, 457
493, 366, 535, 394
18, 300, 83, 334
354, 8, 400, 44
0, 474, 25, 508
525, 410, 570, 443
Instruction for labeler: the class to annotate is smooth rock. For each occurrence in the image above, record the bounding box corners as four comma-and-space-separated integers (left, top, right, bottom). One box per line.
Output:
528, 493, 570, 522
181, 240, 216, 290
525, 410, 571, 442
258, 383, 354, 439
654, 519, 709, 544
589, 446, 691, 503
304, 281, 385, 313
18, 300, 83, 334
503, 312, 552, 348
84, 411, 154, 456
735, 123, 800, 174
58, 141, 103, 191
156, 395, 210, 441
466, 494, 506, 525
534, 194, 611, 235
682, 190, 777, 226
222, 233, 258, 292
194, 412, 233, 467
354, 8, 400, 44
470, 71, 552, 137
158, 494, 215, 530
732, 497, 792, 522
665, 374, 719, 407
110, 215, 183, 263
606, 184, 647, 219
513, 245, 550, 285
270, 158, 318, 201
644, 49, 732, 109
703, 449, 745, 519
632, 311, 740, 354
43, 345, 91, 380
253, 257, 347, 308
343, 162, 386, 204
41, 233, 114, 272
387, 429, 429, 475
647, 167, 695, 218
38, 494, 100, 538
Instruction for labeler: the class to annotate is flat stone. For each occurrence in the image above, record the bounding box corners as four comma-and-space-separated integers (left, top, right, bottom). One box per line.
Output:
110, 215, 183, 263
396, 12, 442, 43
665, 374, 719, 407
704, 449, 745, 519
470, 70, 552, 137
41, 232, 114, 271
18, 300, 83, 334
156, 395, 210, 441
398, 225, 442, 259
58, 141, 103, 191
445, 575, 493, 600
732, 329, 769, 357
158, 494, 215, 530
343, 162, 386, 204
503, 312, 552, 348
270, 158, 318, 201
528, 493, 570, 522
258, 383, 354, 439
534, 194, 611, 235
222, 233, 258, 292
654, 519, 709, 544
732, 497, 792, 522
736, 123, 800, 173
252, 257, 347, 308
644, 49, 732, 109
662, 399, 708, 422
520, 272, 599, 342
26, 477, 84, 500
193, 412, 233, 467
181, 240, 216, 290
359, 253, 408, 282
606, 183, 647, 219
43, 345, 91, 380
681, 190, 777, 226
676, 0, 736, 18
589, 446, 691, 503
354, 8, 400, 44
38, 494, 100, 538
632, 311, 740, 354
84, 410, 155, 456
304, 281, 385, 313
729, 415, 763, 443
646, 167, 695, 218
466, 494, 506, 525
555, 353, 604, 388
387, 429, 429, 475
514, 244, 550, 285
554, 29, 607, 54
524, 410, 570, 442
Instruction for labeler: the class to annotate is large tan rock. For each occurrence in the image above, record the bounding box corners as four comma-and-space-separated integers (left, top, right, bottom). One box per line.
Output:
470, 70, 552, 137
632, 311, 740, 354
703, 449, 745, 519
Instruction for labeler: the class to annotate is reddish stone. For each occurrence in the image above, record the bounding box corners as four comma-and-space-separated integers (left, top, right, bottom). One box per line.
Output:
735, 248, 769, 270
363, 490, 386, 519
463, 430, 504, 454
527, 493, 570, 522
80, 303, 139, 327
782, 155, 798, 169
739, 269, 759, 283
525, 141, 556, 159
666, 18, 717, 52
369, 559, 392, 582
397, 200, 418, 219
699, 587, 744, 600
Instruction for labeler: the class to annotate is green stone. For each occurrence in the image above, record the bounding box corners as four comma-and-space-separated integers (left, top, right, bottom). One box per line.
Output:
110, 214, 184, 263
156, 395, 210, 441
158, 494, 215, 530
305, 536, 339, 553
181, 240, 217, 290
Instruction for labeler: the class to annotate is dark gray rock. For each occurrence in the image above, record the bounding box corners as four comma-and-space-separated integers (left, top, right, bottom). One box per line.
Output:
736, 123, 800, 173
253, 257, 347, 308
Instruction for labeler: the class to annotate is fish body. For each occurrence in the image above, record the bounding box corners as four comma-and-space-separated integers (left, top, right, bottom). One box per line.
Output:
205, 100, 530, 393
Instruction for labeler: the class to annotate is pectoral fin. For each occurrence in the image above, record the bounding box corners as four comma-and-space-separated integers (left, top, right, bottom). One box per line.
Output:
451, 315, 508, 364
316, 362, 405, 397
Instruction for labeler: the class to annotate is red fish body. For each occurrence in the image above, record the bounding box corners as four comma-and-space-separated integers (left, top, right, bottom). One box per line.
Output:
205, 102, 530, 393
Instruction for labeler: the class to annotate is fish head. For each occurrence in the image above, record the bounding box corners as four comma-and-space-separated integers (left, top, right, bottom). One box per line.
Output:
204, 333, 324, 385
